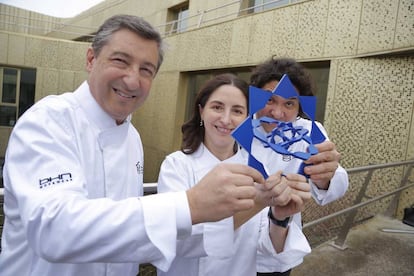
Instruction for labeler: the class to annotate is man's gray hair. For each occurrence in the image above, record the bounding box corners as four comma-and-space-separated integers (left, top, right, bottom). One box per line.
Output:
92, 14, 164, 71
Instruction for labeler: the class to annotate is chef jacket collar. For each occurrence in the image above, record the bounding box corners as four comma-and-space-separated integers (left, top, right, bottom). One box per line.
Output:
74, 81, 131, 130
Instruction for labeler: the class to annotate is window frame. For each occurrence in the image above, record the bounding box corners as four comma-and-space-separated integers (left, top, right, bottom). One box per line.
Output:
0, 66, 36, 127
167, 1, 190, 34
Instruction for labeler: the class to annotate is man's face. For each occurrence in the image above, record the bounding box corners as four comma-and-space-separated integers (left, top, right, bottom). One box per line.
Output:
256, 80, 300, 133
86, 28, 159, 125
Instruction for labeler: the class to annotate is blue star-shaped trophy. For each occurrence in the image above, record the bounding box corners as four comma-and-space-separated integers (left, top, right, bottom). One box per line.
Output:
231, 74, 326, 178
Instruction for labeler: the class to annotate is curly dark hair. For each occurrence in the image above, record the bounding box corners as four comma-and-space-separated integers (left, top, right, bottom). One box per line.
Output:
181, 73, 249, 154
250, 56, 315, 117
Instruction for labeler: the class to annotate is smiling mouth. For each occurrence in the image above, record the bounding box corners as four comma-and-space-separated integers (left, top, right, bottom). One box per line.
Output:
216, 126, 233, 134
114, 88, 136, 99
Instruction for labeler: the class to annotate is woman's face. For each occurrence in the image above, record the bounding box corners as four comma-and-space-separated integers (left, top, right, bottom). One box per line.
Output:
200, 84, 247, 160
255, 80, 300, 133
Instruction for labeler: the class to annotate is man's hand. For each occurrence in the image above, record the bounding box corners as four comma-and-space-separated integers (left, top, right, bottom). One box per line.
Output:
254, 171, 290, 208
233, 171, 296, 229
271, 173, 311, 220
186, 163, 264, 224
304, 140, 341, 190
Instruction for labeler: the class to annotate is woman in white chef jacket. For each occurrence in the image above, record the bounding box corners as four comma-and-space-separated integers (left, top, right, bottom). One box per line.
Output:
157, 73, 312, 276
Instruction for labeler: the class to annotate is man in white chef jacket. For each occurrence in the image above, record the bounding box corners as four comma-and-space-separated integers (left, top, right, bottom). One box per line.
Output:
0, 15, 264, 276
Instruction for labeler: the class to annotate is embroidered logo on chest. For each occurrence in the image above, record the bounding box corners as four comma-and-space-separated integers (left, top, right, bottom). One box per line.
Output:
136, 161, 144, 174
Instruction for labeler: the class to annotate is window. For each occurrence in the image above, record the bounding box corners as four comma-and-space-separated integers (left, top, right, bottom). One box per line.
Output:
243, 0, 300, 13
167, 2, 189, 34
304, 61, 330, 123
0, 66, 36, 127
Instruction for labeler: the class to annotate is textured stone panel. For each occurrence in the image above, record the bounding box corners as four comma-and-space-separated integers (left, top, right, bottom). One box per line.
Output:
323, 59, 338, 131
24, 37, 42, 67
269, 5, 299, 58
207, 23, 233, 66
41, 39, 59, 68
74, 71, 87, 88
364, 57, 414, 163
327, 59, 373, 168
358, 0, 399, 53
137, 72, 179, 152
58, 42, 75, 71
178, 28, 215, 69
331, 108, 369, 169
34, 69, 43, 102
329, 57, 414, 171
142, 146, 168, 183
334, 60, 374, 111
0, 33, 8, 63
181, 31, 203, 69
324, 0, 361, 57
195, 23, 233, 68
247, 11, 274, 63
394, 0, 414, 48
195, 29, 216, 68
295, 0, 329, 59
39, 68, 59, 99
229, 16, 252, 65
408, 111, 414, 160
70, 43, 89, 72
58, 71, 75, 93
366, 167, 404, 196
8, 34, 25, 65
160, 35, 178, 71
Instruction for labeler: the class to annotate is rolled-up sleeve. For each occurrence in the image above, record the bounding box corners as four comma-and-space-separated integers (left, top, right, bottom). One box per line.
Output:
256, 211, 311, 273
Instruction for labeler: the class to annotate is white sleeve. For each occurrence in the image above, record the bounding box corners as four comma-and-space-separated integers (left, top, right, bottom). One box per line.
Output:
310, 164, 349, 205
310, 121, 349, 205
4, 105, 191, 271
157, 154, 235, 258
256, 211, 311, 273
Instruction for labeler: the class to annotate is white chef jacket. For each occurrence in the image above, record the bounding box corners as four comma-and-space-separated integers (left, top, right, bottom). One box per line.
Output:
0, 81, 192, 276
253, 117, 349, 272
157, 144, 311, 276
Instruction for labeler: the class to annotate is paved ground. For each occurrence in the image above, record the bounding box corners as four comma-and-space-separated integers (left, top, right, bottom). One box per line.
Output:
291, 215, 414, 276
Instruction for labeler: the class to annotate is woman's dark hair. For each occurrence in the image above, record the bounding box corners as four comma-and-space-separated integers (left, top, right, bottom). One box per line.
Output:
181, 73, 249, 154
250, 56, 315, 117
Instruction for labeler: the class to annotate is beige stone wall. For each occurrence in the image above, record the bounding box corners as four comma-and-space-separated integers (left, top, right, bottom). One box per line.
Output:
0, 0, 246, 40
0, 31, 88, 154
141, 0, 414, 176
0, 4, 62, 36
325, 57, 414, 219
134, 0, 414, 219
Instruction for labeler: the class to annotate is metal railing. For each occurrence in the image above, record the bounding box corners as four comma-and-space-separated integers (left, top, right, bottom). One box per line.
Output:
1, 0, 305, 40
303, 159, 414, 249
1, 159, 414, 251
156, 0, 304, 37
